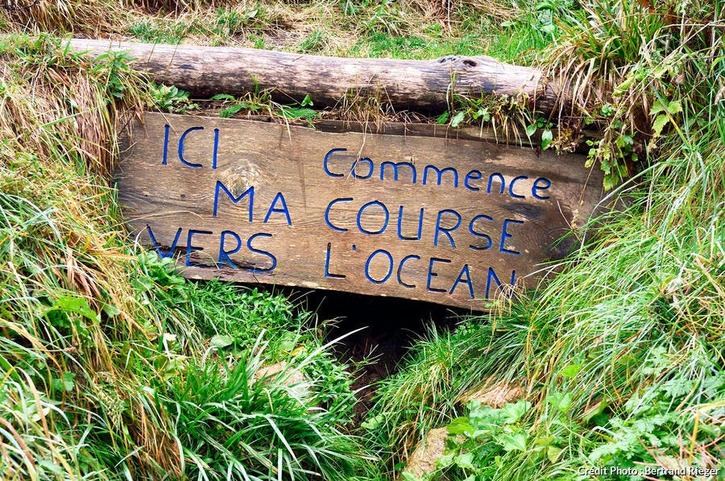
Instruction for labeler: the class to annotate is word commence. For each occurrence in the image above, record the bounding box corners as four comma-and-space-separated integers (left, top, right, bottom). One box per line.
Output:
324, 148, 553, 200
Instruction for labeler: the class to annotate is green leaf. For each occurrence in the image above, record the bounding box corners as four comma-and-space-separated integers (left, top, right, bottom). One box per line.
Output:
210, 334, 234, 349
436, 452, 455, 468
447, 417, 474, 435
361, 414, 384, 431
650, 100, 666, 115
102, 303, 121, 318
454, 452, 474, 469
279, 331, 297, 352
211, 93, 236, 101
219, 103, 245, 118
613, 75, 634, 96
554, 392, 572, 412
400, 473, 422, 481
652, 114, 669, 137
603, 173, 619, 191
541, 128, 553, 150
601, 159, 611, 174
436, 111, 450, 124
560, 363, 582, 378
53, 296, 99, 322
280, 106, 319, 120
52, 372, 76, 392
525, 124, 537, 137
450, 111, 466, 128
547, 445, 563, 463
666, 99, 682, 115
501, 432, 527, 452
535, 0, 555, 11
501, 400, 531, 424
473, 107, 490, 122
301, 94, 314, 107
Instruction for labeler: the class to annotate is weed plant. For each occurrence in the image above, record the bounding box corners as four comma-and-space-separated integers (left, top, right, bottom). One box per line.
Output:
366, 1, 724, 479
2, 1, 723, 480
1, 0, 563, 63
0, 34, 377, 480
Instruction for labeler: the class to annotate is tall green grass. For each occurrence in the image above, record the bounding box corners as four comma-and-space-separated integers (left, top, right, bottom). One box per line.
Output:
366, 1, 724, 478
0, 34, 378, 480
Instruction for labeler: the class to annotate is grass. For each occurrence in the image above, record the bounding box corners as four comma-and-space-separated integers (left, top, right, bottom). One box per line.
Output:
1, 1, 723, 480
364, 1, 725, 478
0, 34, 378, 480
1, 0, 560, 63
159, 333, 375, 480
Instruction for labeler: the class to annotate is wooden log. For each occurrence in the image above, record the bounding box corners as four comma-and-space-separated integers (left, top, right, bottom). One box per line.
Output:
67, 38, 560, 115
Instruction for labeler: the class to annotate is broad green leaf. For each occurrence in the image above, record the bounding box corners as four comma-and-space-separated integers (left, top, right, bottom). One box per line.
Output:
501, 432, 527, 452
547, 445, 563, 463
279, 331, 298, 352
601, 159, 611, 174
53, 296, 99, 322
652, 114, 669, 137
541, 129, 553, 150
210, 334, 234, 349
280, 107, 319, 120
560, 363, 582, 378
525, 124, 537, 137
400, 472, 423, 481
102, 303, 121, 318
650, 100, 666, 116
361, 414, 384, 431
474, 107, 490, 122
451, 111, 466, 128
613, 75, 634, 96
447, 417, 474, 435
501, 400, 531, 424
211, 93, 236, 101
603, 173, 619, 191
553, 392, 572, 412
666, 99, 682, 115
454, 452, 474, 470
436, 452, 455, 468
52, 372, 76, 392
219, 103, 245, 118
535, 0, 556, 11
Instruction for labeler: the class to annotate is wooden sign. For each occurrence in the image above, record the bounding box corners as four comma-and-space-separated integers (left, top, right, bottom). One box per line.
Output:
117, 113, 603, 310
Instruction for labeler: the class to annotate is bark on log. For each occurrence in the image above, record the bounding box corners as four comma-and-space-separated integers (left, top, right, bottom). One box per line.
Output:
67, 38, 560, 115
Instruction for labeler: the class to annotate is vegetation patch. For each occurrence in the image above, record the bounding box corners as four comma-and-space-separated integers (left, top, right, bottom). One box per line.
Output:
1, 1, 723, 480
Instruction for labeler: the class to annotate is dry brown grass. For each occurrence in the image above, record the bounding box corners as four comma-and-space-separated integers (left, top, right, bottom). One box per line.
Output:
541, 0, 723, 188
0, 35, 188, 477
123, 0, 234, 13
0, 0, 125, 34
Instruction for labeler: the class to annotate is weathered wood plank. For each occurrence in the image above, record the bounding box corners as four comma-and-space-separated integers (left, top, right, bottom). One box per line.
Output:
117, 113, 603, 310
68, 38, 560, 115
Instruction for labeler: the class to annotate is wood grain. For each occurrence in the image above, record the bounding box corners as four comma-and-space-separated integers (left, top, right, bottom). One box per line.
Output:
68, 38, 560, 115
117, 113, 603, 310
